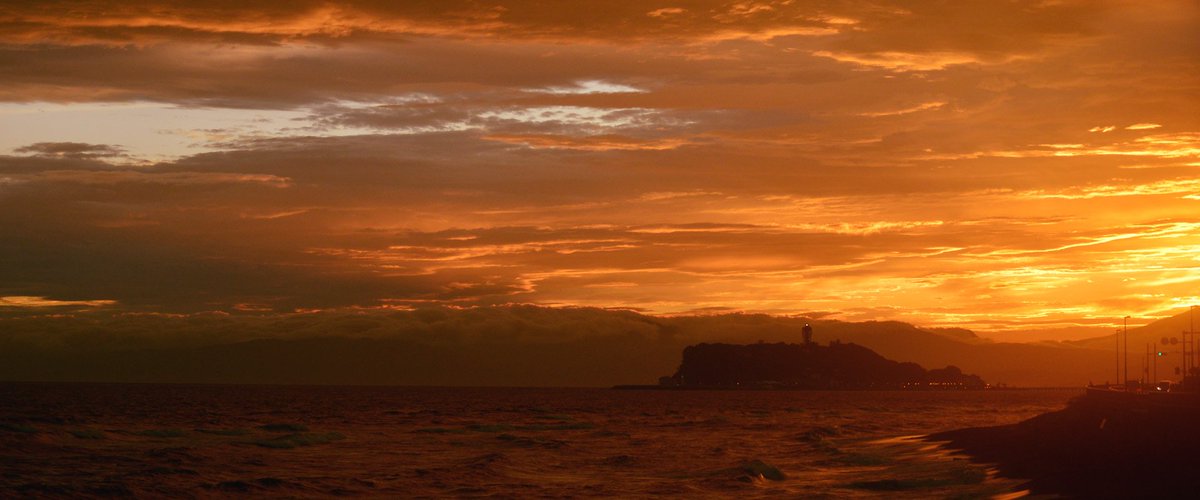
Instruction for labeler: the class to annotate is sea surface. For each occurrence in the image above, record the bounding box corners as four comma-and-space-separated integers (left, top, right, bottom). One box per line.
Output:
0, 383, 1078, 497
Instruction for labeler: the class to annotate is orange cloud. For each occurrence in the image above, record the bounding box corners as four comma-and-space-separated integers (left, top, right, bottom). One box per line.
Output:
0, 0, 1196, 343
811, 50, 985, 71
483, 134, 688, 151
0, 296, 116, 308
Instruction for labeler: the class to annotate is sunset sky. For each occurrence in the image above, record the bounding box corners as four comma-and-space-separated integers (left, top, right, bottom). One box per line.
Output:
2, 0, 1198, 341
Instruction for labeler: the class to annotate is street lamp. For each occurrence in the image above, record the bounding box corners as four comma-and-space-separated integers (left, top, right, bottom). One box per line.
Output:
1179, 305, 1199, 379
1124, 316, 1130, 387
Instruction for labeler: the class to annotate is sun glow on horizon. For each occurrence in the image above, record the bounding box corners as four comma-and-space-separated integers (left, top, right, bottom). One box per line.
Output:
0, 0, 1197, 342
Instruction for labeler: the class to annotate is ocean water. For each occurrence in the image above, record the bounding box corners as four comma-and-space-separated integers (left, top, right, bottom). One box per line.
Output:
0, 384, 1077, 497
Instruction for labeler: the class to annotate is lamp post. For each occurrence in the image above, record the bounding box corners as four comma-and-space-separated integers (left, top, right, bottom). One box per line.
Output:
1124, 316, 1130, 387
1144, 343, 1149, 385
1115, 329, 1121, 386
1185, 304, 1195, 378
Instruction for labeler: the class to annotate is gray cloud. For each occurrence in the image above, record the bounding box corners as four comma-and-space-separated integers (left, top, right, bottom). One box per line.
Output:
15, 142, 125, 159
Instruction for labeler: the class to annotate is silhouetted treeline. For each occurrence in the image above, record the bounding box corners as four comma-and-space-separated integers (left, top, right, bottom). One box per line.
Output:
668, 341, 985, 389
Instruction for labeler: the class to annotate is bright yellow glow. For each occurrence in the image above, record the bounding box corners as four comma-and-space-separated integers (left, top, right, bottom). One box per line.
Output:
0, 296, 116, 308
0, 0, 1196, 343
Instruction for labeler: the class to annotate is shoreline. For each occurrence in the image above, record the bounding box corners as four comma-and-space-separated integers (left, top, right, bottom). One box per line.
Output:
612, 384, 1078, 391
928, 390, 1200, 497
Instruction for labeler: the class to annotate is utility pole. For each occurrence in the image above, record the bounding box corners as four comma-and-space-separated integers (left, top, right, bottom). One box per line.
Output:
1153, 342, 1158, 383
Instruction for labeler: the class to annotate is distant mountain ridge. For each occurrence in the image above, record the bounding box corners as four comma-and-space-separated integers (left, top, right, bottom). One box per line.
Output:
0, 305, 1147, 387
1069, 309, 1200, 351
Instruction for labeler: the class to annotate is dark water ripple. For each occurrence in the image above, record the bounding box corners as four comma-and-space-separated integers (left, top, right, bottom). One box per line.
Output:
0, 383, 1076, 497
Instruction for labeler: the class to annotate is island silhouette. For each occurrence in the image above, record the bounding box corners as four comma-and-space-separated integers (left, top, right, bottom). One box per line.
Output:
623, 337, 985, 390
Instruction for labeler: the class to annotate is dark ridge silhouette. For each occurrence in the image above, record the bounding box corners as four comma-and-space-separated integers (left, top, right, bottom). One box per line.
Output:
659, 341, 985, 389
5, 304, 1169, 386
